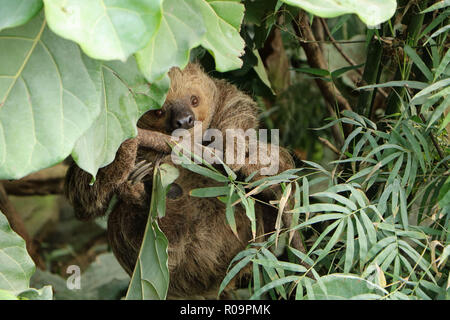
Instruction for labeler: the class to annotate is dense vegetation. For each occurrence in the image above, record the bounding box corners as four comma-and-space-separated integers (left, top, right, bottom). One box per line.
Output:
0, 0, 448, 300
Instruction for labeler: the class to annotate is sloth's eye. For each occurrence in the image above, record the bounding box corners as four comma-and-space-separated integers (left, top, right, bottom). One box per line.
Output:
190, 95, 199, 107
154, 109, 165, 118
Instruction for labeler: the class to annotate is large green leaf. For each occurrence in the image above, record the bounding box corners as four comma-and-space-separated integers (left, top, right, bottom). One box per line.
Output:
0, 0, 42, 31
135, 0, 206, 82
0, 210, 52, 300
43, 0, 163, 61
306, 274, 387, 299
0, 13, 100, 179
126, 220, 169, 300
136, 0, 246, 81
71, 58, 169, 178
126, 163, 179, 300
0, 211, 35, 293
281, 0, 397, 27
193, 0, 245, 71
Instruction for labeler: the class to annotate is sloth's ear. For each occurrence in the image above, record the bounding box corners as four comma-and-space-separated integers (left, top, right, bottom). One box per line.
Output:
183, 62, 204, 74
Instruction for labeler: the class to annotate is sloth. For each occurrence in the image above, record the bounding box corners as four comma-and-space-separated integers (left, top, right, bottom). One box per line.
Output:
65, 63, 302, 299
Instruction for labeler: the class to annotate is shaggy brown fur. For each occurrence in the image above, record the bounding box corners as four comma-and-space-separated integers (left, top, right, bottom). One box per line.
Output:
65, 63, 301, 299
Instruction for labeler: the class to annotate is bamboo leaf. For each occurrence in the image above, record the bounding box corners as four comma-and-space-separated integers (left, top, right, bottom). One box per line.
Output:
344, 217, 355, 273
404, 45, 433, 82
250, 276, 299, 300
189, 186, 230, 197
218, 255, 253, 295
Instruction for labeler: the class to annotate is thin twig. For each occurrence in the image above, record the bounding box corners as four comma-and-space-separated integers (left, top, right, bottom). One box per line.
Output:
319, 18, 389, 99
318, 137, 342, 156
292, 13, 352, 113
292, 12, 353, 140
319, 18, 361, 73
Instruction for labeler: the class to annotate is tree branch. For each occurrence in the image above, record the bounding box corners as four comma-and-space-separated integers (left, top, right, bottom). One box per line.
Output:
292, 12, 352, 113
0, 182, 44, 268
2, 163, 68, 196
292, 12, 353, 140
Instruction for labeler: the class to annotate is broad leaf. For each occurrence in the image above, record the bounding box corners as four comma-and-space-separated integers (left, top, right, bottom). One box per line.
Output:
0, 13, 100, 179
126, 163, 179, 300
0, 0, 42, 31
71, 58, 168, 178
135, 0, 206, 82
43, 0, 163, 61
17, 286, 53, 300
192, 0, 245, 71
0, 211, 35, 293
0, 210, 52, 300
281, 0, 397, 27
125, 220, 169, 300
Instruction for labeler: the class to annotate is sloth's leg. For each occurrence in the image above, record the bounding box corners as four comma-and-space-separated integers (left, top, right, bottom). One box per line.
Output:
64, 138, 139, 220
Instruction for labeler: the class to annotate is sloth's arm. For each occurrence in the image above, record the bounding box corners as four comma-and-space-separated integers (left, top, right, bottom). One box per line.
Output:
64, 139, 139, 220
137, 128, 173, 153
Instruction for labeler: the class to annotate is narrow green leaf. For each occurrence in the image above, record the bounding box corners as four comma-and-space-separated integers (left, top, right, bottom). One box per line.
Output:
250, 276, 299, 300
344, 217, 355, 273
218, 255, 253, 296
365, 236, 396, 263
311, 192, 357, 211
435, 48, 450, 81
225, 184, 238, 238
359, 210, 377, 245
421, 0, 450, 13
293, 67, 330, 77
354, 215, 368, 270
316, 219, 345, 263
404, 45, 433, 82
307, 219, 341, 256
252, 259, 307, 273
189, 186, 230, 198
427, 95, 450, 130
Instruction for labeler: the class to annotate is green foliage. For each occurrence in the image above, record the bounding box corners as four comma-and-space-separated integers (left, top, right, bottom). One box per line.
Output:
0, 0, 42, 31
1, 0, 449, 301
183, 1, 449, 300
0, 0, 245, 181
280, 0, 397, 27
0, 210, 52, 300
126, 163, 179, 300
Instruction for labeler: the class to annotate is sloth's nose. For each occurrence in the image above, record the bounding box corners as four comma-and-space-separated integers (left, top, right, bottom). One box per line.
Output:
175, 114, 194, 129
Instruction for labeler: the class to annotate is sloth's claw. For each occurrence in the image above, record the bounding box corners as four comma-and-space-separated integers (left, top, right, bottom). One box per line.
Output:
128, 160, 153, 184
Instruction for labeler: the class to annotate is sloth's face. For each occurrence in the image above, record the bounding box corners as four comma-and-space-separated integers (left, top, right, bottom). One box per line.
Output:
137, 63, 216, 135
